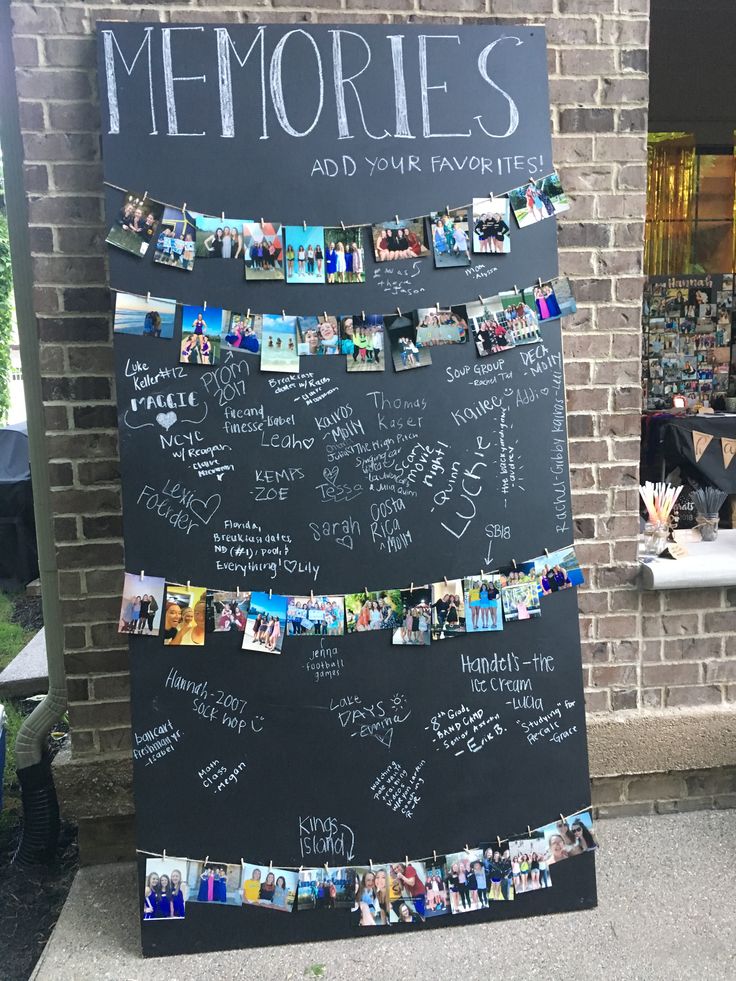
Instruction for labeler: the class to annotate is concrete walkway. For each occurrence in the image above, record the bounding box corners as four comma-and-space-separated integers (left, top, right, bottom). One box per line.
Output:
32, 810, 735, 981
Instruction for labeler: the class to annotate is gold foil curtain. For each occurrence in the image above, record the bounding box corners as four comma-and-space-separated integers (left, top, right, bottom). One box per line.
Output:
644, 138, 696, 275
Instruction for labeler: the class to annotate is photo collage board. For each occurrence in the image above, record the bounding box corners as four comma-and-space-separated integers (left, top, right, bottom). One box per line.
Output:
98, 21, 597, 955
642, 274, 735, 410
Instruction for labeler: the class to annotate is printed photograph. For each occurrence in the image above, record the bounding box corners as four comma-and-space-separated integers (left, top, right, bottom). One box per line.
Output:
445, 849, 486, 914
429, 208, 471, 268
547, 276, 577, 318
525, 281, 561, 321
340, 314, 384, 371
391, 587, 432, 646
430, 580, 465, 640
297, 315, 340, 356
241, 864, 299, 911
143, 856, 189, 920
387, 862, 427, 922
536, 810, 598, 864
242, 221, 284, 281
222, 311, 262, 355
498, 290, 542, 345
191, 212, 245, 259
118, 572, 165, 637
211, 590, 250, 632
352, 866, 390, 926
323, 226, 365, 284
153, 206, 197, 271
106, 190, 163, 258
260, 314, 299, 373
507, 836, 551, 892
113, 291, 176, 340
462, 576, 504, 633
466, 298, 515, 357
284, 226, 326, 285
508, 172, 570, 227
179, 304, 222, 366
665, 287, 688, 316
187, 862, 242, 905
423, 860, 449, 917
415, 306, 468, 347
500, 577, 542, 622
472, 197, 511, 254
344, 590, 402, 632
297, 868, 356, 911
385, 313, 432, 372
479, 845, 515, 901
163, 583, 207, 646
688, 286, 712, 306
371, 218, 429, 262
286, 595, 345, 636
519, 545, 584, 597
242, 591, 288, 653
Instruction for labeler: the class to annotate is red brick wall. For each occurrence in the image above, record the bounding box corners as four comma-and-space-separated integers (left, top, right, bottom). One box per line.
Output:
13, 0, 732, 768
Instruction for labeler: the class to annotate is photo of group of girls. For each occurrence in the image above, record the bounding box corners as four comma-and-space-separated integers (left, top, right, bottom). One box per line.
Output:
463, 577, 503, 633
415, 306, 468, 346
162, 583, 207, 646
192, 213, 246, 259
179, 304, 222, 366
429, 208, 471, 268
508, 173, 570, 228
106, 191, 163, 258
242, 221, 284, 281
242, 591, 288, 653
344, 589, 402, 632
296, 869, 354, 911
520, 546, 584, 598
391, 588, 432, 646
297, 315, 341, 355
339, 314, 384, 371
241, 865, 298, 911
466, 291, 543, 358
211, 590, 250, 632
384, 313, 433, 372
144, 812, 596, 925
284, 225, 326, 285
286, 595, 345, 636
471, 197, 511, 253
153, 207, 197, 271
222, 311, 262, 355
371, 218, 429, 262
118, 573, 165, 636
323, 227, 366, 284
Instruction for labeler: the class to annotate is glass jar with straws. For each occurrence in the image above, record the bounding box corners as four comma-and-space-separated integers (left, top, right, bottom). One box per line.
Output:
639, 481, 682, 556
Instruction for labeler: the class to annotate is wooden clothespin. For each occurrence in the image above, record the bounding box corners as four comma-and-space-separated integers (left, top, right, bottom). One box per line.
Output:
303, 220, 307, 231
203, 299, 207, 311
396, 307, 402, 317
340, 220, 346, 231
140, 570, 145, 581
269, 588, 273, 599
246, 308, 251, 320
146, 291, 151, 304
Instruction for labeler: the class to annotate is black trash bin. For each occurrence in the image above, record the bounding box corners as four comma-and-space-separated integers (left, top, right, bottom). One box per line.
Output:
0, 422, 38, 587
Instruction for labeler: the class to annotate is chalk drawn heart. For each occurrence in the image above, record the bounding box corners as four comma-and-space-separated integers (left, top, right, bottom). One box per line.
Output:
323, 467, 339, 485
189, 493, 221, 525
156, 411, 177, 431
373, 728, 393, 749
540, 388, 549, 396
336, 535, 353, 550
283, 560, 297, 574
302, 438, 315, 450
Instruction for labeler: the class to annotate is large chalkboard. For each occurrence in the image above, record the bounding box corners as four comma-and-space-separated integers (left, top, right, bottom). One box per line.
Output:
99, 22, 596, 956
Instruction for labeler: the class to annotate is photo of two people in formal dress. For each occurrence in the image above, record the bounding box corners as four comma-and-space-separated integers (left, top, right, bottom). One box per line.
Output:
153, 207, 197, 271
118, 572, 165, 636
524, 276, 577, 321
106, 190, 163, 258
508, 172, 570, 228
113, 291, 176, 340
471, 197, 511, 254
385, 313, 432, 372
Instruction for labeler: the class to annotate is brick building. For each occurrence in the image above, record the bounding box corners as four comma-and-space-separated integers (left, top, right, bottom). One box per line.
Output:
5, 0, 734, 861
